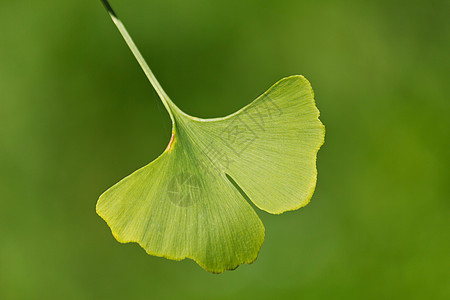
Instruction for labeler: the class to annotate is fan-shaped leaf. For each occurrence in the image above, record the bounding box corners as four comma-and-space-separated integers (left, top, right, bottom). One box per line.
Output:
97, 0, 324, 273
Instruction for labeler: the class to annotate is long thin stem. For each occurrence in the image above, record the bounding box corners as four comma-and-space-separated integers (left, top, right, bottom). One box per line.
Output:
100, 0, 175, 120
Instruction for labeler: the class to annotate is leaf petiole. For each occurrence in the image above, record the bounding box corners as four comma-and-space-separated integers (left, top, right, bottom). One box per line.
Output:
100, 0, 175, 121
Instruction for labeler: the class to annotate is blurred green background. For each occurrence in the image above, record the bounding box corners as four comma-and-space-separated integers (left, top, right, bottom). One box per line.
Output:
1, 0, 449, 299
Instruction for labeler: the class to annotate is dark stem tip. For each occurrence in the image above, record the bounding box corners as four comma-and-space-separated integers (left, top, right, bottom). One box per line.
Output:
100, 0, 118, 18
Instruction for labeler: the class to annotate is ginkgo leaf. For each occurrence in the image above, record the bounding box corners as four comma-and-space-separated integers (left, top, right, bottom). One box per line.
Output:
97, 0, 325, 273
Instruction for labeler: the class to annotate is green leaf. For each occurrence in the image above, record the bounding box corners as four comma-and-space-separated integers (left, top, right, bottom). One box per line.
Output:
97, 0, 325, 273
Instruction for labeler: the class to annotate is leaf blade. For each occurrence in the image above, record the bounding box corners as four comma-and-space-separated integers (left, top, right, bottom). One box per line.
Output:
178, 75, 325, 214
97, 134, 265, 273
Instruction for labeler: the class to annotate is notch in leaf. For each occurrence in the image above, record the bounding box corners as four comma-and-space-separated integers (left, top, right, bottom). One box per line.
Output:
97, 0, 325, 274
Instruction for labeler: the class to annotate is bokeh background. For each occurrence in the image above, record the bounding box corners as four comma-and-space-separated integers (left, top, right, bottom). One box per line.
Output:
1, 0, 449, 299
